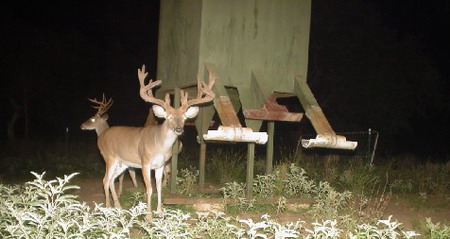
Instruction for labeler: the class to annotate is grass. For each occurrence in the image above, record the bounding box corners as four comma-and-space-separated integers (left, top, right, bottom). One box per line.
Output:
0, 172, 425, 238
2, 138, 450, 238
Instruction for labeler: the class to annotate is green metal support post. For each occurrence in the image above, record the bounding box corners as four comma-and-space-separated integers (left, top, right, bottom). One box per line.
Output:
170, 87, 181, 193
199, 138, 207, 191
266, 121, 275, 175
246, 142, 255, 198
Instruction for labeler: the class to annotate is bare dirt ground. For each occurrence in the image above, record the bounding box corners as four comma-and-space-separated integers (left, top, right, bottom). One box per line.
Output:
71, 177, 450, 232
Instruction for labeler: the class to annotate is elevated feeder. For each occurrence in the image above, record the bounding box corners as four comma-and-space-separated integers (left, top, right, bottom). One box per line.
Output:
155, 0, 358, 197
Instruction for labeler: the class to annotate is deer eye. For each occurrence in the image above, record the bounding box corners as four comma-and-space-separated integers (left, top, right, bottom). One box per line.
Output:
90, 118, 95, 122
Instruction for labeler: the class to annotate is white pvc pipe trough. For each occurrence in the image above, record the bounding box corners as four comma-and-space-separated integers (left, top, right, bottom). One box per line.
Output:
203, 126, 268, 144
301, 134, 357, 150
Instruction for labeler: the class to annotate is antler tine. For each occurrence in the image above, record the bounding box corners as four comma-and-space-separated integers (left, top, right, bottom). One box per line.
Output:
181, 73, 216, 109
88, 93, 113, 115
138, 64, 170, 108
180, 90, 189, 105
101, 97, 113, 115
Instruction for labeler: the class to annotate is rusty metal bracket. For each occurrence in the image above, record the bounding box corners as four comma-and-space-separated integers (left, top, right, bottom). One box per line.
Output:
244, 96, 303, 122
243, 70, 303, 122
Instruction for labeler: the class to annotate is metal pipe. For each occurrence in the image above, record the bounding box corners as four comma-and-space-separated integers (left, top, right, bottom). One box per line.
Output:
301, 134, 357, 150
203, 126, 268, 144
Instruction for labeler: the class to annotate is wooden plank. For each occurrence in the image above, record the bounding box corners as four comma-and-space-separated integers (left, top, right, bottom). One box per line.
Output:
204, 63, 241, 127
294, 77, 336, 135
215, 96, 242, 127
244, 109, 303, 122
163, 197, 315, 205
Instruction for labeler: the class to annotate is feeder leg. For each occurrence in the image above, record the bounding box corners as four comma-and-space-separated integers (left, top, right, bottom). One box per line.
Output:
199, 140, 206, 191
170, 140, 179, 193
170, 88, 181, 193
246, 142, 255, 198
266, 121, 275, 175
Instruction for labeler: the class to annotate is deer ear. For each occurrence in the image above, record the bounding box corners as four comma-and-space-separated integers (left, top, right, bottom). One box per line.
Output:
184, 106, 199, 118
102, 114, 109, 120
152, 105, 167, 118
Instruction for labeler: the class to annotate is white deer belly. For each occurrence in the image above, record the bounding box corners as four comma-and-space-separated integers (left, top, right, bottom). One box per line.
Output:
150, 154, 167, 169
120, 159, 142, 168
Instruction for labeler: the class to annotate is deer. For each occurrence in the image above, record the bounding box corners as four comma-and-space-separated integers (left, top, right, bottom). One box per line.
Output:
80, 94, 138, 196
97, 64, 215, 219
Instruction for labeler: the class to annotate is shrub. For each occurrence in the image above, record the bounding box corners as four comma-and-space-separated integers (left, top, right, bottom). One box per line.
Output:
176, 166, 199, 196
0, 171, 422, 239
425, 218, 450, 239
0, 172, 146, 238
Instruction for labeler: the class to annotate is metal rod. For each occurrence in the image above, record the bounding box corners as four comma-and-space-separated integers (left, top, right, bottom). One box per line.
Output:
246, 142, 255, 198
367, 128, 372, 160
266, 121, 275, 174
170, 87, 181, 193
370, 130, 379, 165
199, 140, 206, 191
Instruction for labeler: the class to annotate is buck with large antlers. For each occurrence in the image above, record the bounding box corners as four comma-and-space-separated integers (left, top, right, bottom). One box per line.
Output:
80, 94, 138, 196
97, 65, 215, 219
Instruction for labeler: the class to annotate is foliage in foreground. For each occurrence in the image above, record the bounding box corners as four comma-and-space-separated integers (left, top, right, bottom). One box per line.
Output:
0, 172, 425, 238
221, 164, 352, 218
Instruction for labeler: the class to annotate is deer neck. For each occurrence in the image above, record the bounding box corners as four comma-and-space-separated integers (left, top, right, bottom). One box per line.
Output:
159, 120, 178, 149
95, 121, 110, 136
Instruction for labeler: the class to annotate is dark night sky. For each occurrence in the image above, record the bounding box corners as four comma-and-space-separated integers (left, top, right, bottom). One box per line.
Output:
1, 1, 449, 155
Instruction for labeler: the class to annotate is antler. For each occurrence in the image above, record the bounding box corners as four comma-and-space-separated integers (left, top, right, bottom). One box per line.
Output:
139, 64, 215, 110
180, 72, 216, 110
138, 64, 172, 109
88, 93, 113, 115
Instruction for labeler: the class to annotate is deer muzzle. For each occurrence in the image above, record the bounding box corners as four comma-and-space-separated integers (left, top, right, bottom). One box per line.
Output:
174, 127, 184, 135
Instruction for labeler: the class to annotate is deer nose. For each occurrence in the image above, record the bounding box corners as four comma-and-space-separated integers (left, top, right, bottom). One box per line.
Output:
174, 127, 184, 135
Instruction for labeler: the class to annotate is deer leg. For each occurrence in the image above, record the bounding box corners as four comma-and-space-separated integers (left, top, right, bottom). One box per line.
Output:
142, 164, 153, 220
109, 163, 127, 209
155, 166, 164, 214
118, 173, 125, 197
103, 160, 118, 207
128, 168, 138, 187
162, 163, 171, 187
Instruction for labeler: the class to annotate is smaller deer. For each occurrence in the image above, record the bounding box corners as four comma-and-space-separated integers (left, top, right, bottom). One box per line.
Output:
80, 94, 138, 196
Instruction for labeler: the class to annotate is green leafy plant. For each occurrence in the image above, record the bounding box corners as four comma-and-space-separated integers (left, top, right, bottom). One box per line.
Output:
253, 173, 278, 198
194, 211, 245, 239
283, 164, 316, 197
348, 216, 420, 239
312, 181, 352, 218
176, 166, 199, 196
425, 217, 450, 239
220, 181, 246, 199
0, 172, 147, 238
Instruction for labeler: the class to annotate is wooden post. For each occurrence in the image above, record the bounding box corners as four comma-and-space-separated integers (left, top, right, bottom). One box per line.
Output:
170, 87, 181, 193
266, 121, 275, 174
246, 142, 255, 198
